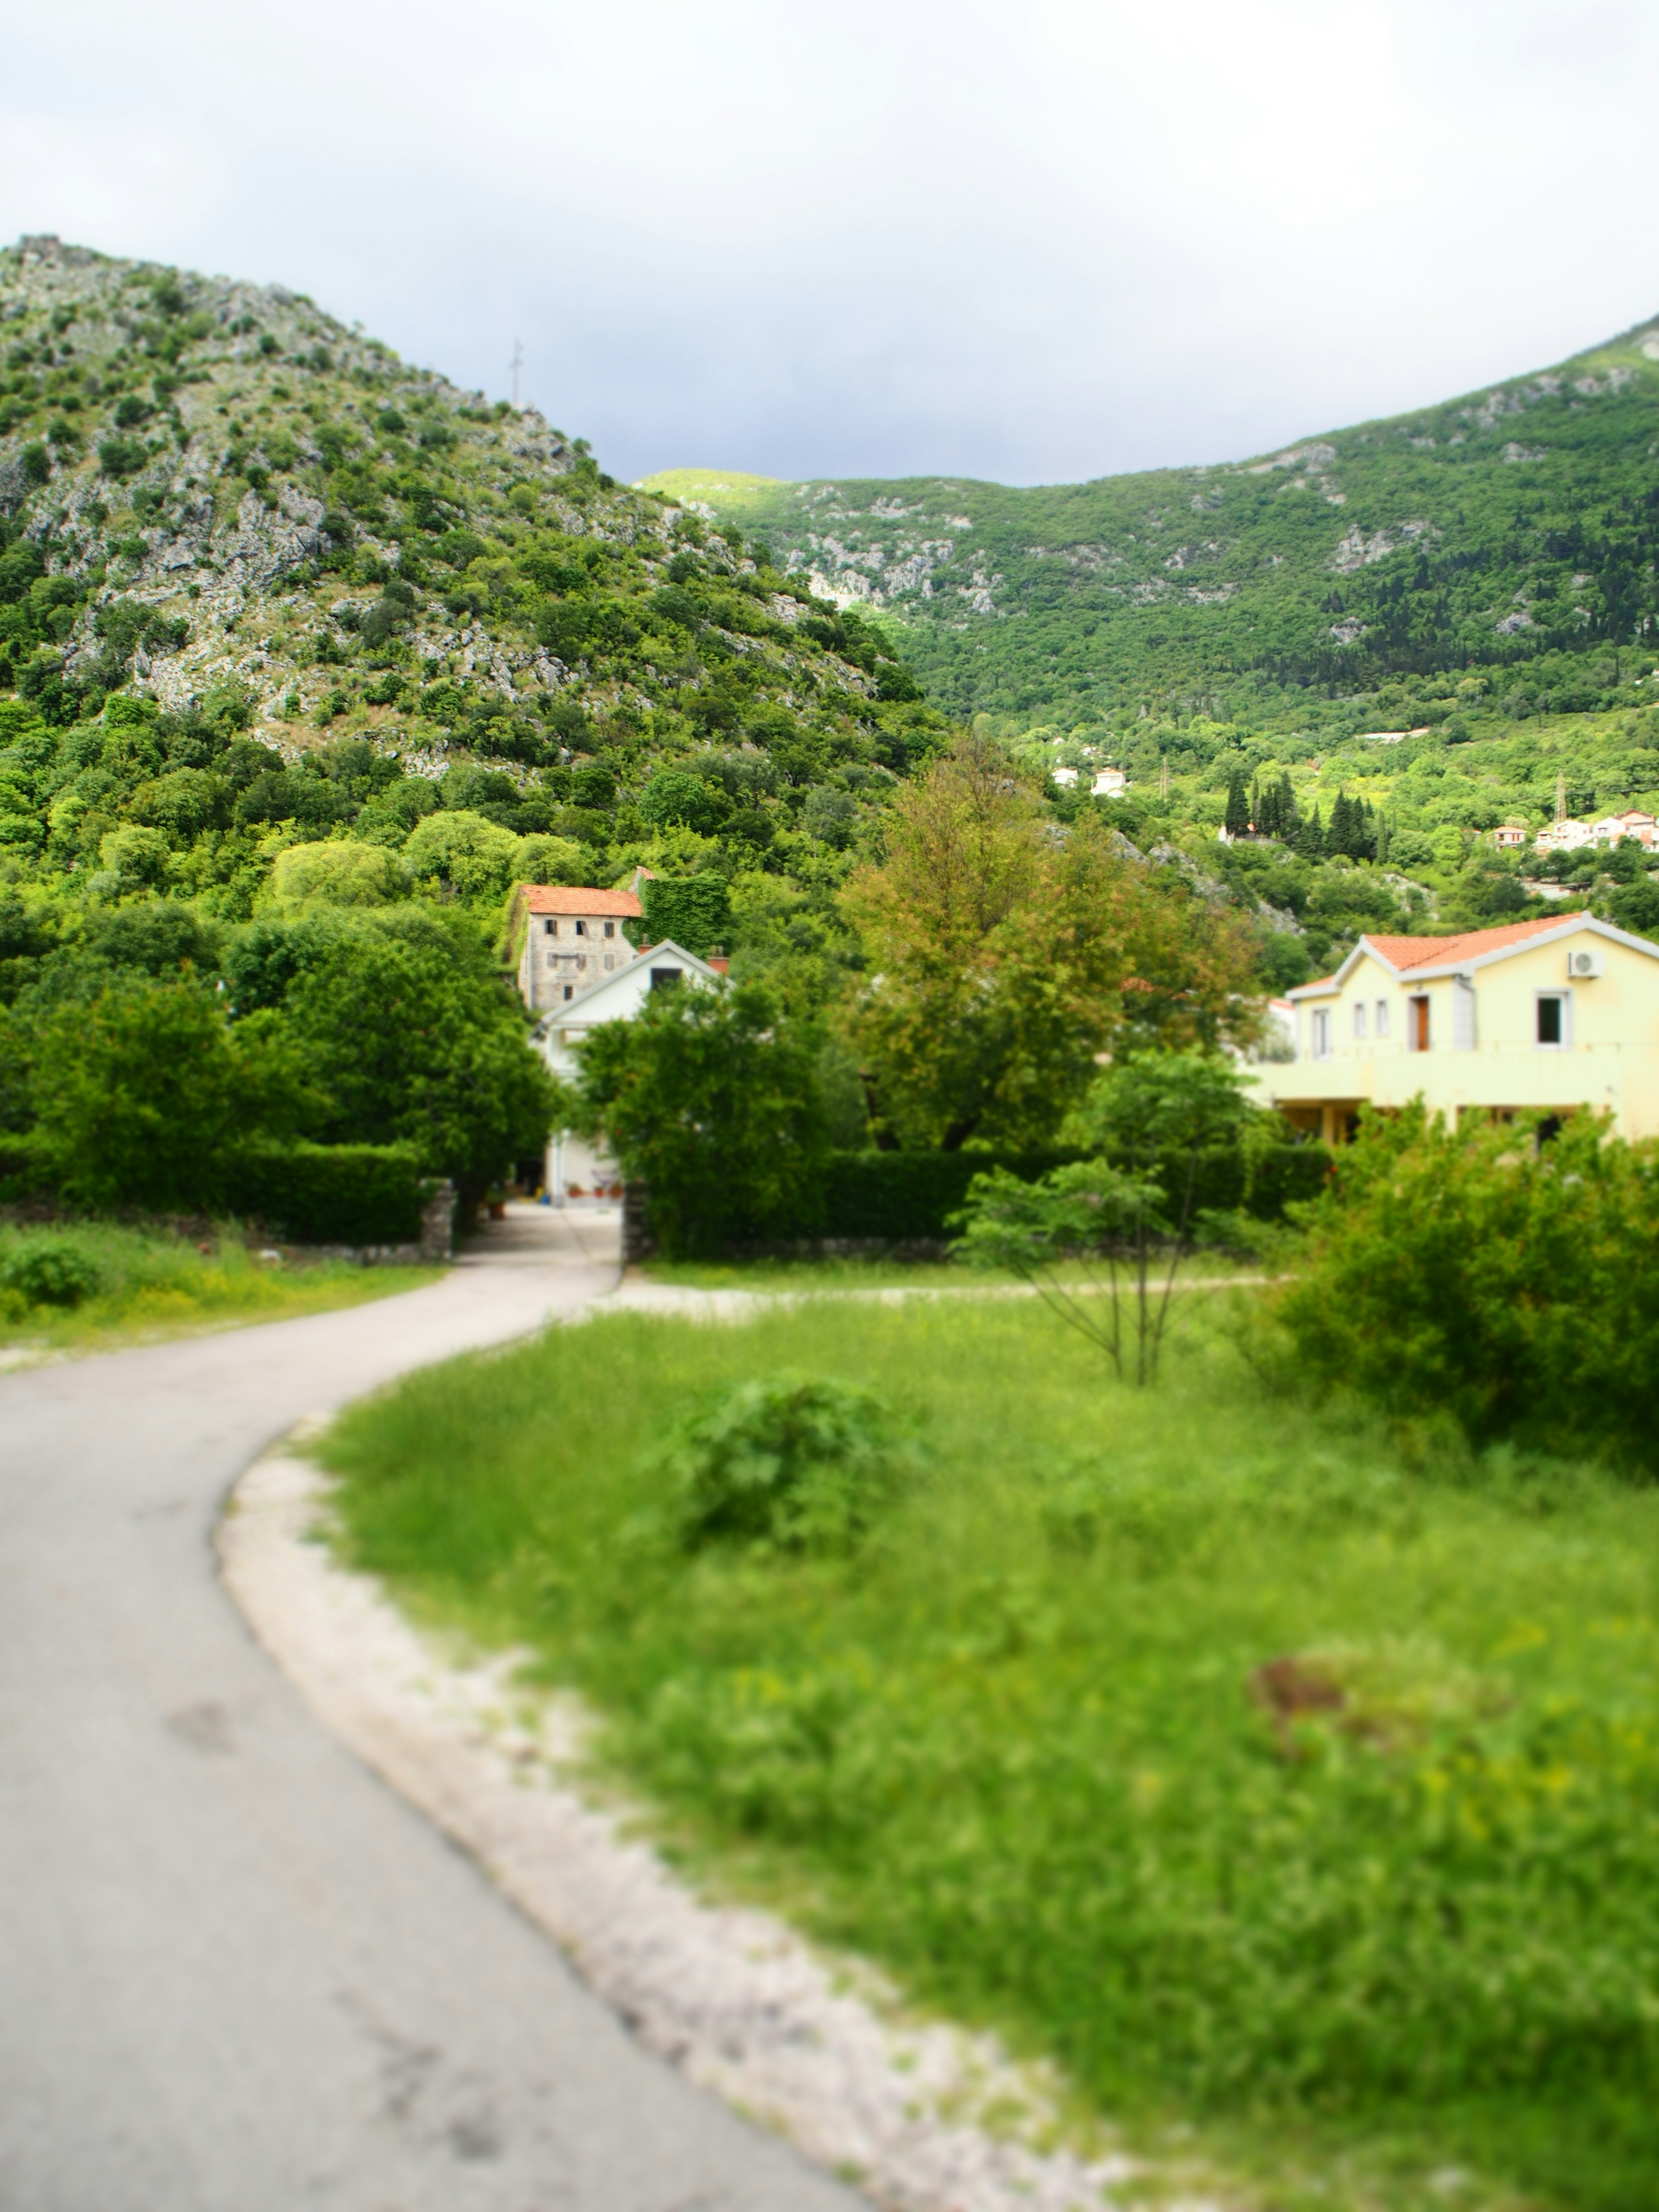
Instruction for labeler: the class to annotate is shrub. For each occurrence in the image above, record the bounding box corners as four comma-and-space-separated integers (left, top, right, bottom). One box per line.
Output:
649, 1372, 907, 1554
0, 1233, 105, 1308
1264, 1101, 1659, 1467
222, 1141, 424, 1244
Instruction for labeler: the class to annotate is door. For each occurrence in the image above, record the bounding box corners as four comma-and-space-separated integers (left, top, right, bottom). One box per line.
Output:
1410, 995, 1430, 1051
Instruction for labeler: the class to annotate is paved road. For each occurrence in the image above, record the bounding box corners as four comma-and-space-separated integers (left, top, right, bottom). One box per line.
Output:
0, 1209, 862, 2212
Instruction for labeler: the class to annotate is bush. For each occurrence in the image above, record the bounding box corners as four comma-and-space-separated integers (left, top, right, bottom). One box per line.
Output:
1264, 1101, 1659, 1466
222, 1141, 425, 1244
648, 1372, 907, 1554
0, 1233, 105, 1308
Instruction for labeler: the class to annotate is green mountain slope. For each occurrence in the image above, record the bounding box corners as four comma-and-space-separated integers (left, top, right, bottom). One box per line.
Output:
643, 315, 1659, 734
0, 233, 946, 907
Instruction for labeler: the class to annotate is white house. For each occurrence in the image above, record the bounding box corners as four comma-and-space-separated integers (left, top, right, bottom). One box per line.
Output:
530, 934, 726, 1203
1091, 766, 1129, 797
1534, 818, 1598, 853
1051, 766, 1079, 788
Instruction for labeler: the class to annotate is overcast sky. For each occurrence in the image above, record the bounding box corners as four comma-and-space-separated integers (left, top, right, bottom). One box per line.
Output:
3, 0, 1657, 489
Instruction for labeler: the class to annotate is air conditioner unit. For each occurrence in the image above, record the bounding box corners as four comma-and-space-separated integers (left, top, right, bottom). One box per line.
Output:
1567, 946, 1604, 979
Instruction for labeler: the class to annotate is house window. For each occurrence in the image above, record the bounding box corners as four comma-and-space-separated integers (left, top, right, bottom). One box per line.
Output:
1353, 1002, 1367, 1042
1537, 991, 1570, 1048
1408, 995, 1430, 1051
603, 921, 616, 938
1375, 999, 1389, 1039
562, 984, 574, 1002
575, 918, 588, 937
650, 967, 682, 992
544, 919, 557, 936
1311, 1008, 1332, 1058
603, 954, 615, 971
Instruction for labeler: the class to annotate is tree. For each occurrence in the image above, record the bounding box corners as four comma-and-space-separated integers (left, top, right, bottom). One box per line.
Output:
22, 976, 307, 1211
403, 808, 519, 903
1224, 769, 1250, 836
276, 909, 556, 1209
842, 737, 1262, 1148
266, 839, 412, 911
569, 980, 828, 1257
955, 1052, 1257, 1384
638, 770, 725, 833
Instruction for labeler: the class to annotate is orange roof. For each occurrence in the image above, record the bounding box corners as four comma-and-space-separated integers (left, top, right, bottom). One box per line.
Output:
520, 884, 643, 918
1361, 912, 1589, 972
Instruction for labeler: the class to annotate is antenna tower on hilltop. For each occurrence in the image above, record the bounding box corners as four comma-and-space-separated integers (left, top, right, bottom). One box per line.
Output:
510, 337, 524, 410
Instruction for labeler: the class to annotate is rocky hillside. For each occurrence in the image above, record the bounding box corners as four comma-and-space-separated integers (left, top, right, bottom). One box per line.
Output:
0, 233, 943, 878
645, 312, 1659, 737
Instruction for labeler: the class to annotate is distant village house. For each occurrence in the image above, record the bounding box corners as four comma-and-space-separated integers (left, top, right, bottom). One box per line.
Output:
507, 882, 727, 1202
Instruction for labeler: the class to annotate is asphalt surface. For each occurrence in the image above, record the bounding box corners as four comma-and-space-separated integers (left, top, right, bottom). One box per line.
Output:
0, 1208, 863, 2212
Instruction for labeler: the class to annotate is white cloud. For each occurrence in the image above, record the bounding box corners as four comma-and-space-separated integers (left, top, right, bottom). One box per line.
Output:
2, 0, 1656, 484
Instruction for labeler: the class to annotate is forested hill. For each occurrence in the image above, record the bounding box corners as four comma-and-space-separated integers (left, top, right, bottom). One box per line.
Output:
645, 312, 1659, 735
0, 234, 943, 887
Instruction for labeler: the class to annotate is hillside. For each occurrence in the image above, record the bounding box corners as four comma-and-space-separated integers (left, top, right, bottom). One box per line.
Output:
644, 314, 1659, 738
0, 233, 945, 909
5, 233, 1659, 1072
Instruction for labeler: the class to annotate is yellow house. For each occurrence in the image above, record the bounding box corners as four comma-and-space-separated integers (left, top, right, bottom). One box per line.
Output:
1249, 911, 1659, 1142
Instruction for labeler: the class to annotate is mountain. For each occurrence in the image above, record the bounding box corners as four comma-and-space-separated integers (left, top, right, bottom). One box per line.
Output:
642, 316, 1659, 738
0, 232, 947, 894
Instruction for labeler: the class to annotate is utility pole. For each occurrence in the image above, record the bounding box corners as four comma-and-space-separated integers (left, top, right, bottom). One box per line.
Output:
510, 337, 524, 410
1159, 755, 1170, 801
1555, 769, 1566, 822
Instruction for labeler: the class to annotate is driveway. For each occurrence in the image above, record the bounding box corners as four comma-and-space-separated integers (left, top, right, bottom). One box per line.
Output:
0, 1206, 861, 2212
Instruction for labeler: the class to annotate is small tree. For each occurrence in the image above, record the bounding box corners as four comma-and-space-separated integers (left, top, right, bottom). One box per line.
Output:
569, 981, 828, 1257
953, 1052, 1255, 1383
951, 1158, 1169, 1382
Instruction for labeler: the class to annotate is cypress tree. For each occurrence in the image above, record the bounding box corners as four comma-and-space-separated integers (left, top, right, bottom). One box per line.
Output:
1224, 770, 1250, 836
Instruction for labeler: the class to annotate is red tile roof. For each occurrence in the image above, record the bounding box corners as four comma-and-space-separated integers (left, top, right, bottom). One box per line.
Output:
520, 884, 644, 918
1361, 912, 1589, 972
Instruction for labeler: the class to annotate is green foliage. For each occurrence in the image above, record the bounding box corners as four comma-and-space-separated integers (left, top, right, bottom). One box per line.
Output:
0, 1231, 105, 1307
326, 1295, 1659, 2208
0, 1218, 438, 1343
646, 1372, 907, 1555
272, 908, 555, 1205
221, 1141, 424, 1244
570, 981, 829, 1256
1264, 1102, 1659, 1468
639, 870, 731, 954
18, 976, 307, 1212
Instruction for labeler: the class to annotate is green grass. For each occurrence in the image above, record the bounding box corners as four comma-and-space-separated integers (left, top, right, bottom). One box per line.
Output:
0, 1221, 444, 1356
322, 1298, 1659, 2212
639, 1253, 1264, 1293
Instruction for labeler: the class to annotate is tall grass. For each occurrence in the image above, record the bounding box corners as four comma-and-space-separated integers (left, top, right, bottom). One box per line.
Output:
0, 1220, 441, 1347
324, 1300, 1659, 2210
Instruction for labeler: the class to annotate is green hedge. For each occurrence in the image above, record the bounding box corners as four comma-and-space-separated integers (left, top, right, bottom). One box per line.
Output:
779, 1141, 1332, 1245
221, 1143, 425, 1245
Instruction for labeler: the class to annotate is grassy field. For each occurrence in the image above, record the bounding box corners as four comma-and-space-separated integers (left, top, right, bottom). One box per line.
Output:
0, 1222, 444, 1357
322, 1297, 1659, 2212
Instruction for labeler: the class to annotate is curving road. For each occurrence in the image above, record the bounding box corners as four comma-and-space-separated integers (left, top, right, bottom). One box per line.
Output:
0, 1208, 862, 2212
